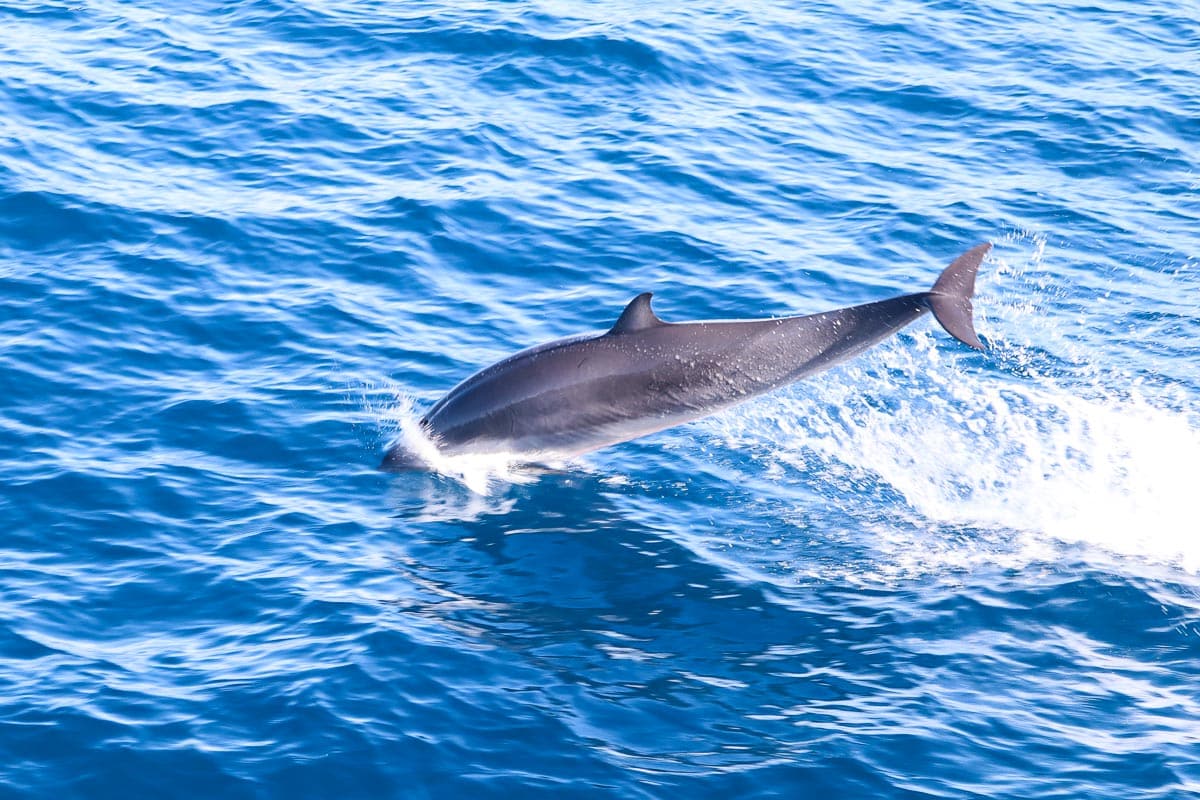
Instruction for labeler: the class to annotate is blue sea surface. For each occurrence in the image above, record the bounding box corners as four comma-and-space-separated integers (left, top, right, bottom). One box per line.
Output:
3, 1, 1199, 797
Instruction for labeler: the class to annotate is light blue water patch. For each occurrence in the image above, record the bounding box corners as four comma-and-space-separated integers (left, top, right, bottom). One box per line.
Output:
2, 1, 1198, 798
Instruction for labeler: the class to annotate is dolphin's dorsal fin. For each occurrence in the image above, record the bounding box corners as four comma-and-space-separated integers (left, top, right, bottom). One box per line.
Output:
609, 292, 664, 334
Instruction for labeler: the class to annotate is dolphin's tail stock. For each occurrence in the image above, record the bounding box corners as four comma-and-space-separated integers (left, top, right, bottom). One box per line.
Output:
925, 242, 990, 350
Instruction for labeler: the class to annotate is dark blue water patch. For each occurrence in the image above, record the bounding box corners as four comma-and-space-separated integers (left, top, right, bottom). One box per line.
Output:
154, 399, 270, 461
0, 624, 58, 662
365, 196, 448, 239
838, 83, 981, 123
400, 24, 670, 84
0, 3, 76, 22
0, 192, 153, 252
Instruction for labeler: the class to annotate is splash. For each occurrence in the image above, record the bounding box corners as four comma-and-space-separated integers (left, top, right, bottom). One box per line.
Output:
375, 391, 555, 496
707, 235, 1200, 575
708, 348, 1199, 576
855, 363, 1192, 568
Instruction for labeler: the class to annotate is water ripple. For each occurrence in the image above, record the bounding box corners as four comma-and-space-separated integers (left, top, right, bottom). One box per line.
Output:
2, 0, 1199, 798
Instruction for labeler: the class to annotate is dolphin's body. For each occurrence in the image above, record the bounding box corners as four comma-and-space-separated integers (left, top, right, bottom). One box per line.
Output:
383, 243, 990, 469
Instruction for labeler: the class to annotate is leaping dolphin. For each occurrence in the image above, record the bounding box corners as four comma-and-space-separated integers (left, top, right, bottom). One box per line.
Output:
383, 243, 991, 470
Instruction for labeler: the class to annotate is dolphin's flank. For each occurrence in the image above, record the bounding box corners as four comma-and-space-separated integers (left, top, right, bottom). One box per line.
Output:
382, 243, 991, 470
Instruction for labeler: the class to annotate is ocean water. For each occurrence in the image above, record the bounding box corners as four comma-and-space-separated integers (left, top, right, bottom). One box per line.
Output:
2, 1, 1199, 797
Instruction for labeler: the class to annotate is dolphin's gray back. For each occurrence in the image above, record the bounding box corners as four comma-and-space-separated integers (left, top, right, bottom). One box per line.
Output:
423, 293, 931, 457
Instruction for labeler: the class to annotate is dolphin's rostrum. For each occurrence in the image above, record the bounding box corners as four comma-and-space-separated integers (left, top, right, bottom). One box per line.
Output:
383, 243, 991, 470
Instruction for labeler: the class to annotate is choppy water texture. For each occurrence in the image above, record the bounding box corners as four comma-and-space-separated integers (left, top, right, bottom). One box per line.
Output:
3, 1, 1199, 797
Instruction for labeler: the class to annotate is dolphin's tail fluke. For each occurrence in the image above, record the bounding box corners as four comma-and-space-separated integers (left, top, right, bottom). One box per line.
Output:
926, 242, 990, 350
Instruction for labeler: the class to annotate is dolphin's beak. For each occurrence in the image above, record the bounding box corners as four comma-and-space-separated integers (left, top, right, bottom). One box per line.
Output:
379, 443, 426, 472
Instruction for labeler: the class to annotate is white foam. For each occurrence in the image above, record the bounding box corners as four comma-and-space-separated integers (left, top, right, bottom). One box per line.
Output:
378, 391, 564, 496
835, 360, 1193, 571
706, 234, 1200, 577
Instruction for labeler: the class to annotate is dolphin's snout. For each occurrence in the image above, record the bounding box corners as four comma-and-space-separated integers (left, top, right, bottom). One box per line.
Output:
379, 443, 426, 472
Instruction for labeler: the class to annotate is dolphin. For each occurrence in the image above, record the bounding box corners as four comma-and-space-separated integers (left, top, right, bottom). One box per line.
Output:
383, 242, 990, 470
